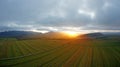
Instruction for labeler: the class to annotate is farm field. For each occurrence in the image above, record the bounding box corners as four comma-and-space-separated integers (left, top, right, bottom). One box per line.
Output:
0, 38, 120, 67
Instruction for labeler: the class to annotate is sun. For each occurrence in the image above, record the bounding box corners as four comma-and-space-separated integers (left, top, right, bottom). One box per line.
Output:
62, 31, 79, 38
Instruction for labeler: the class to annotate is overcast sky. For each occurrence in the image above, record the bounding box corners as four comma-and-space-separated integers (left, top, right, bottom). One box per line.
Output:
0, 0, 120, 33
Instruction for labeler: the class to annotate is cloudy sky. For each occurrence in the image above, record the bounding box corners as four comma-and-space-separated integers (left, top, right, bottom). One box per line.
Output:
0, 0, 120, 33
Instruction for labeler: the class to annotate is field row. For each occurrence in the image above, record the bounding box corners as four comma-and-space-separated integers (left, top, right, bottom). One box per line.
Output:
0, 39, 120, 67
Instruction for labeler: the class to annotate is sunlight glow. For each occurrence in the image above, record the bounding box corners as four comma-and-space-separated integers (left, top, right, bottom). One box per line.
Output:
62, 31, 79, 38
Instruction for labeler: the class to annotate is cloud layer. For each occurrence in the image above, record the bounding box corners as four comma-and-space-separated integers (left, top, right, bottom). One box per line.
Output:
0, 0, 120, 32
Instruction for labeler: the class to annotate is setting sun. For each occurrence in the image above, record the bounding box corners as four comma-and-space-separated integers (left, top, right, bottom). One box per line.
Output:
62, 31, 79, 38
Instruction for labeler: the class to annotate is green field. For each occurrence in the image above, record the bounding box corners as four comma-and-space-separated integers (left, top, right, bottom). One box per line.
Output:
0, 38, 120, 67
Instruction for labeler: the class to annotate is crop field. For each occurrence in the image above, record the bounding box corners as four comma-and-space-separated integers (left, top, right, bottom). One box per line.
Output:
0, 38, 120, 67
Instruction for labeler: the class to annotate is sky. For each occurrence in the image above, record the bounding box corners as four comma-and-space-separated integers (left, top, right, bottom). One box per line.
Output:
0, 0, 120, 33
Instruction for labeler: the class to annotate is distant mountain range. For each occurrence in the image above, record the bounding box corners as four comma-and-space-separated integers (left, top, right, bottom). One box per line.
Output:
0, 31, 40, 38
80, 32, 105, 39
0, 31, 73, 39
0, 31, 120, 39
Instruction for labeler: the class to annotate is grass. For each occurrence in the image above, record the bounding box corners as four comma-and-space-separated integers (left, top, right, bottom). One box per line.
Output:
0, 38, 120, 67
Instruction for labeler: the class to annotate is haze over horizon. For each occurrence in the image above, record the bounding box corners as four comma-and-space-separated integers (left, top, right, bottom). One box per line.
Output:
0, 0, 120, 33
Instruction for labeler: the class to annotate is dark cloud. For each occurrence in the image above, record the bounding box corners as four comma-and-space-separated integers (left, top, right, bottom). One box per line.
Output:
0, 0, 120, 32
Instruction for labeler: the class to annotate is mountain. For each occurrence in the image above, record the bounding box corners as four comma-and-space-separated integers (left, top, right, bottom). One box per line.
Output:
0, 31, 40, 38
102, 32, 120, 39
15, 31, 77, 39
102, 32, 120, 36
79, 32, 105, 39
1, 31, 119, 40
0, 31, 75, 39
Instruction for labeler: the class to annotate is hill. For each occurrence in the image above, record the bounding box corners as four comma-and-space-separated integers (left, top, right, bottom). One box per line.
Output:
79, 32, 105, 39
0, 31, 40, 38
